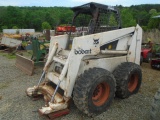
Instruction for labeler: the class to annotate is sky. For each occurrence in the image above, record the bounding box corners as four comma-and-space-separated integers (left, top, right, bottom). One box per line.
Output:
0, 0, 160, 7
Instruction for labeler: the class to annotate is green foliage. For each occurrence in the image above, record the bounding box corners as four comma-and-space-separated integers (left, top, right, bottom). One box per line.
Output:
42, 21, 51, 30
12, 26, 18, 29
0, 5, 159, 31
0, 53, 16, 59
12, 25, 19, 34
152, 44, 160, 55
3, 6, 24, 28
21, 41, 28, 47
1, 25, 8, 31
109, 14, 117, 26
6, 54, 16, 59
121, 8, 136, 27
135, 11, 149, 26
148, 18, 160, 29
142, 26, 148, 31
0, 6, 73, 31
149, 9, 157, 14
147, 9, 160, 29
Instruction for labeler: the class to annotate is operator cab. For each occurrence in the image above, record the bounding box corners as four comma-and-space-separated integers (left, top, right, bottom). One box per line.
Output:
71, 2, 121, 34
66, 2, 122, 49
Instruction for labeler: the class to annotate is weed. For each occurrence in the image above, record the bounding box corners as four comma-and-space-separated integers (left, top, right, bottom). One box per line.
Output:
0, 82, 10, 89
0, 52, 16, 59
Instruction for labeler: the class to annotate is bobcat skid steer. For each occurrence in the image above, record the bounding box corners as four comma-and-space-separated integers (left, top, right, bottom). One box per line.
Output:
26, 2, 142, 118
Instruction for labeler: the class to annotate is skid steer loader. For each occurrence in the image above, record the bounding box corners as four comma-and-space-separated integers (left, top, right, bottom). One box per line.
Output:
26, 2, 142, 118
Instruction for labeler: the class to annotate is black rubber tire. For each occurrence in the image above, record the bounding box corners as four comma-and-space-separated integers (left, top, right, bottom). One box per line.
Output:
146, 53, 152, 63
113, 62, 142, 99
150, 89, 160, 120
73, 68, 116, 116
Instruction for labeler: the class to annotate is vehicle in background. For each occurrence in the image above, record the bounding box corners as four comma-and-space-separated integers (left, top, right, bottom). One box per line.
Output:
141, 42, 152, 63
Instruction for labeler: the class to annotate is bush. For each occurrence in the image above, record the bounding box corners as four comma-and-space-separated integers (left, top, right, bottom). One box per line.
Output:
42, 22, 51, 30
142, 26, 148, 31
1, 26, 8, 32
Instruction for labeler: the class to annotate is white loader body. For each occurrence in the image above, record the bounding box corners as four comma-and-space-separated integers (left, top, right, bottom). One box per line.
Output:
26, 24, 142, 115
47, 24, 142, 97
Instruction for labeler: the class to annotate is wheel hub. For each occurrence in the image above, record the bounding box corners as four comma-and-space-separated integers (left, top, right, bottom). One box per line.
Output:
128, 74, 138, 92
92, 82, 110, 106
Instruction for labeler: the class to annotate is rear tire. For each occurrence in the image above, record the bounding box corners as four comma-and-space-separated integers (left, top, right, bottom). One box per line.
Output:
113, 62, 142, 98
73, 68, 116, 116
150, 89, 160, 120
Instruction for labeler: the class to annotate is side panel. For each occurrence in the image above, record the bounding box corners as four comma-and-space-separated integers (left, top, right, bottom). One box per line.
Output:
116, 36, 131, 50
100, 27, 135, 48
49, 34, 68, 53
127, 25, 142, 65
78, 56, 127, 76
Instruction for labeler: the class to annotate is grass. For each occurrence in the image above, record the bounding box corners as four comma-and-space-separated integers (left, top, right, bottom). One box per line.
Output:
0, 52, 16, 59
18, 50, 32, 59
0, 82, 10, 89
6, 54, 16, 59
0, 50, 33, 60
27, 50, 33, 55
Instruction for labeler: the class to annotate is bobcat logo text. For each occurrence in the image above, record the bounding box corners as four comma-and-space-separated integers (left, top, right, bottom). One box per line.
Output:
74, 49, 91, 55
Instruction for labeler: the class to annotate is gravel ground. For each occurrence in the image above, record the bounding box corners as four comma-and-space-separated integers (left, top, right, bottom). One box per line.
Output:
0, 54, 160, 120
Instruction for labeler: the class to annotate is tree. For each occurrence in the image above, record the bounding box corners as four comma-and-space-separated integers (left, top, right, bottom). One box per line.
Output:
121, 8, 136, 27
135, 11, 150, 26
147, 9, 160, 29
1, 25, 8, 32
109, 13, 117, 26
12, 26, 18, 29
45, 12, 54, 27
3, 6, 24, 28
42, 21, 51, 30
0, 5, 159, 31
149, 9, 157, 15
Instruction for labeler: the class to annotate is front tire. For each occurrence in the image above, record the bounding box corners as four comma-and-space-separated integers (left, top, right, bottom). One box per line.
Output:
113, 62, 142, 98
73, 68, 116, 116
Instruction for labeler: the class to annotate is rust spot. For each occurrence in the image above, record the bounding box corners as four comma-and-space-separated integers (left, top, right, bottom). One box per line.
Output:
39, 109, 70, 119
55, 42, 58, 46
37, 81, 64, 104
